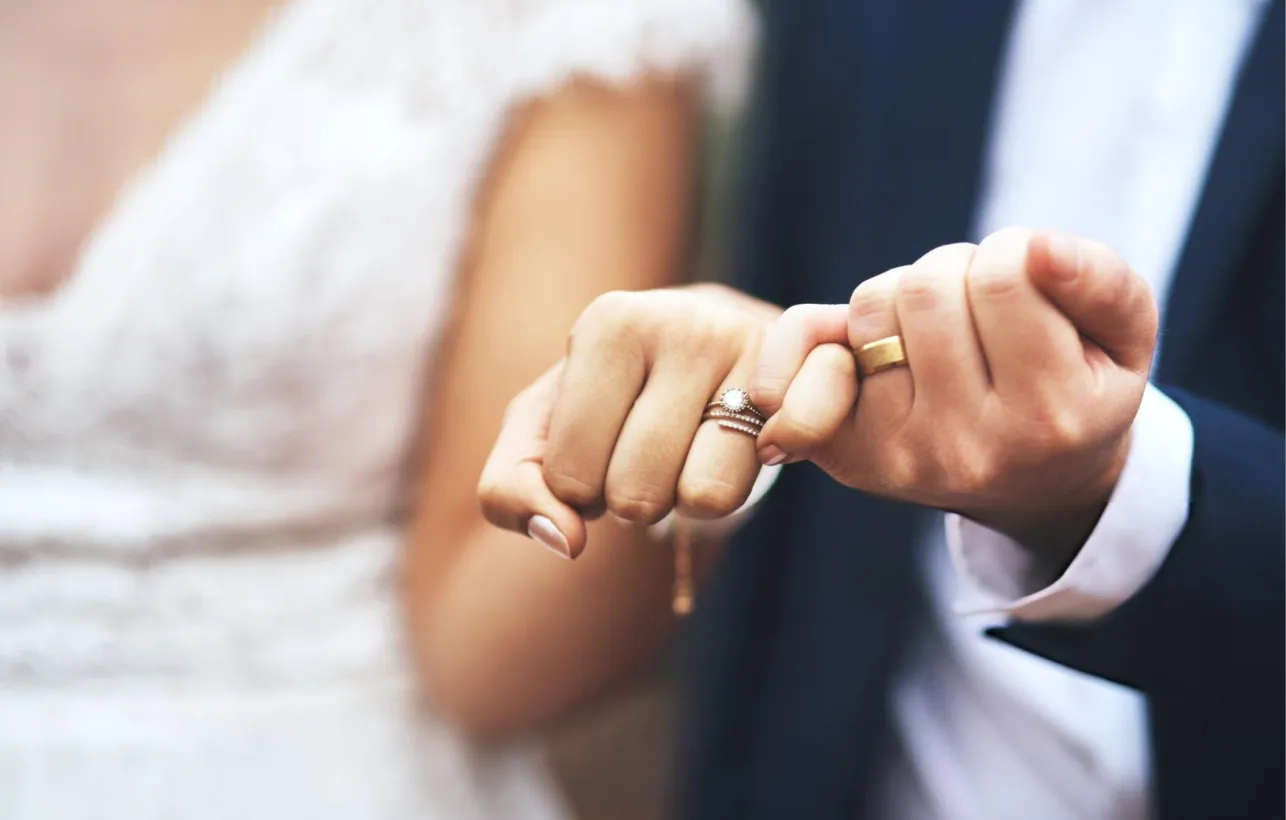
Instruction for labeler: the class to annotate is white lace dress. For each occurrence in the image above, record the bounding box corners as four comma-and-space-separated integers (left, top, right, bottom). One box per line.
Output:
0, 1, 752, 817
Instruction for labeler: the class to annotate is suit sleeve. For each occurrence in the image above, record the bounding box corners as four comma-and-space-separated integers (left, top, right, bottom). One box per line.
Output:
991, 387, 1284, 698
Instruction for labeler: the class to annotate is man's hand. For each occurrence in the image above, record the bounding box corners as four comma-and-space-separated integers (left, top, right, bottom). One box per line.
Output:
751, 228, 1159, 562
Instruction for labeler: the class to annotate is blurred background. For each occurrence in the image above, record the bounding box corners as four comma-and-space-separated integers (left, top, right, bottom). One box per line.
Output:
0, 2, 758, 819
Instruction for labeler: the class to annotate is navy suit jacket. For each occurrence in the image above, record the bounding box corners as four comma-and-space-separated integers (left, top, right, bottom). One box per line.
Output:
680, 3, 1284, 819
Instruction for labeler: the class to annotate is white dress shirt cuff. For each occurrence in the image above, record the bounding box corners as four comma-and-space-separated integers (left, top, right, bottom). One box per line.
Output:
947, 384, 1195, 622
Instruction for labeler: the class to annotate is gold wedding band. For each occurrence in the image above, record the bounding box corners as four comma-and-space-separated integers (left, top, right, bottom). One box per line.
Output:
855, 335, 908, 378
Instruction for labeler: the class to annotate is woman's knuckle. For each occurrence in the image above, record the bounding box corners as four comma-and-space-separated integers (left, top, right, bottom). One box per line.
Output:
678, 477, 745, 518
777, 303, 816, 328
715, 305, 759, 346
476, 471, 521, 529
979, 226, 1035, 256
543, 466, 601, 510
475, 479, 504, 519
573, 291, 640, 341
605, 485, 672, 525
696, 313, 738, 354
475, 468, 501, 503
818, 344, 857, 382
773, 409, 828, 451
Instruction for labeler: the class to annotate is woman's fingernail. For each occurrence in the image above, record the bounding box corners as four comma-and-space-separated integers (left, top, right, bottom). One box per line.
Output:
759, 445, 789, 467
527, 515, 573, 559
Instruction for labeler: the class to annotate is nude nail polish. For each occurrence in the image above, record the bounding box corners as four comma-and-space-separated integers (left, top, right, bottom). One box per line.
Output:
527, 515, 573, 559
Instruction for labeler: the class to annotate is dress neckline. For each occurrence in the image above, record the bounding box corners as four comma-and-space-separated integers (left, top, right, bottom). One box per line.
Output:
0, 1, 299, 324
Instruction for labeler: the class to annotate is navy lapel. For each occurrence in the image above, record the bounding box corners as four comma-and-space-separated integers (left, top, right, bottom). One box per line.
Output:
1158, 0, 1284, 381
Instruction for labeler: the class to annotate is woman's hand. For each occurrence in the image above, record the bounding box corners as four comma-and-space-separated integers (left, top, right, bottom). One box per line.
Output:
479, 283, 781, 559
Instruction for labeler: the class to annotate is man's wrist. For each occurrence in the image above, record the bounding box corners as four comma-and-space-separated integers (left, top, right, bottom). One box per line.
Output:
967, 501, 1108, 587
963, 432, 1132, 582
948, 385, 1194, 621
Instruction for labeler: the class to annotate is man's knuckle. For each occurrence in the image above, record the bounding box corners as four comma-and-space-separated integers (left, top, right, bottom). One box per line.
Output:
849, 278, 897, 320
1094, 260, 1146, 320
779, 303, 809, 321
915, 242, 977, 272
1045, 409, 1088, 449
969, 266, 1024, 299
979, 226, 1035, 255
880, 447, 921, 491
952, 447, 1000, 494
850, 291, 890, 320
972, 227, 1035, 294
1018, 401, 1087, 453
895, 269, 945, 312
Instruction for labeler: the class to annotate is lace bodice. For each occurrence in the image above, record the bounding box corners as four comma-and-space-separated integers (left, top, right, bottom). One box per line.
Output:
0, 0, 752, 688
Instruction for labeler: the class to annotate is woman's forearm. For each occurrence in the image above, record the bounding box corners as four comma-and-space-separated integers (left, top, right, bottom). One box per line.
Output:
402, 75, 699, 737
412, 516, 676, 738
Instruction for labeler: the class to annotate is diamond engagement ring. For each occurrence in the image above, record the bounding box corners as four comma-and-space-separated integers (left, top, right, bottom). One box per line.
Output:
702, 388, 765, 437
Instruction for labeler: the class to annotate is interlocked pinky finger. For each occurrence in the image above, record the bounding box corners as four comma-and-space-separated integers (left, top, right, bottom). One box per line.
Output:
757, 343, 857, 464
750, 303, 849, 417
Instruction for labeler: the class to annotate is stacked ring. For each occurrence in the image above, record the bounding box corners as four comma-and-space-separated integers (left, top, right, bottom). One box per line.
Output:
702, 388, 765, 438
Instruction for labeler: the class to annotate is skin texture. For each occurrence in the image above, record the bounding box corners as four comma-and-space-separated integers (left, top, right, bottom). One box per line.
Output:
4, 0, 704, 739
480, 228, 1158, 591
751, 229, 1156, 567
407, 77, 702, 737
0, 0, 285, 297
